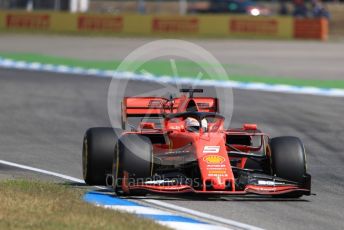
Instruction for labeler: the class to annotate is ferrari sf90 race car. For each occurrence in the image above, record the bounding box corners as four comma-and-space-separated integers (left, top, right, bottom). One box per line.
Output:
82, 89, 311, 198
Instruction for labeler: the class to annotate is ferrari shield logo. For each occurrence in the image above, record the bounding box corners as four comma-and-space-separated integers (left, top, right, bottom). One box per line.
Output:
203, 155, 225, 164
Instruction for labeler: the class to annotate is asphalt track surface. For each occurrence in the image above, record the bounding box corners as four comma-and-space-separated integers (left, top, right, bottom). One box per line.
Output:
0, 67, 344, 230
1, 34, 344, 80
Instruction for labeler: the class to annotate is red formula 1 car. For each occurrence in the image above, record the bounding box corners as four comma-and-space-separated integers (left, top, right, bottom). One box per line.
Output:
82, 89, 311, 198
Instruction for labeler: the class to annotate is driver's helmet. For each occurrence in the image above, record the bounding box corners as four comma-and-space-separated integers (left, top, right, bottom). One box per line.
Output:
185, 117, 200, 132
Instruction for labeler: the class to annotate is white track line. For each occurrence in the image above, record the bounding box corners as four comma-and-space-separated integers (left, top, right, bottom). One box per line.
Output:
145, 199, 263, 230
0, 160, 84, 183
102, 205, 175, 215
159, 222, 230, 230
0, 159, 263, 230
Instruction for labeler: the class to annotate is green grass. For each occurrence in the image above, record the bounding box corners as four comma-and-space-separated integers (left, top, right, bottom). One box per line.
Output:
1, 52, 344, 89
0, 179, 169, 230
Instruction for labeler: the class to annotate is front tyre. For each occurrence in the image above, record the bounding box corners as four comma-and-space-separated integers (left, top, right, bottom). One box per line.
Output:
270, 136, 308, 198
114, 134, 153, 195
82, 127, 122, 185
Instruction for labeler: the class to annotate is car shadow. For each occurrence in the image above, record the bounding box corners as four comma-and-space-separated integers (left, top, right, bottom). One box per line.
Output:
124, 193, 310, 202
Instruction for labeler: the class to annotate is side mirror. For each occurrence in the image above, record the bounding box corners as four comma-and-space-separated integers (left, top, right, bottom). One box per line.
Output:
140, 122, 156, 130
243, 124, 257, 131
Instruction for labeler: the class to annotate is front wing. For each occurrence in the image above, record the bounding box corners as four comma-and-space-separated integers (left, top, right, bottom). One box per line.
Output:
122, 174, 311, 196
126, 184, 310, 196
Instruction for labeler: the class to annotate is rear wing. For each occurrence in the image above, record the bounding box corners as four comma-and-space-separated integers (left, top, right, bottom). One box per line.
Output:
121, 96, 219, 129
121, 97, 169, 130
191, 97, 218, 112
122, 97, 170, 118
122, 97, 218, 116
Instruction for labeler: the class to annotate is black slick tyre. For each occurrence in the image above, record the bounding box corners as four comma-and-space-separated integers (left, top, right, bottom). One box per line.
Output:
270, 136, 307, 198
115, 134, 153, 195
82, 127, 122, 185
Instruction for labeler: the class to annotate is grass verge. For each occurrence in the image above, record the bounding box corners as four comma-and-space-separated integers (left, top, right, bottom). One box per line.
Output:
0, 179, 169, 230
1, 52, 344, 89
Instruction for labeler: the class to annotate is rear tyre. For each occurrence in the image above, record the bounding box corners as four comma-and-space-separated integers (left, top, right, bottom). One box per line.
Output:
115, 134, 153, 195
82, 127, 122, 185
270, 136, 307, 198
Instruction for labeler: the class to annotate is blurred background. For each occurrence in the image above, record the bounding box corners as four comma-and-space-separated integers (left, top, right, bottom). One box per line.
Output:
0, 0, 342, 38
0, 0, 338, 17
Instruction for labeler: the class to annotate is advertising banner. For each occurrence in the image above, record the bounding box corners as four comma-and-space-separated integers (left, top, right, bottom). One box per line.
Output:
0, 12, 5, 29
151, 17, 199, 34
5, 13, 51, 30
0, 11, 328, 40
228, 16, 293, 39
294, 18, 328, 40
77, 15, 123, 33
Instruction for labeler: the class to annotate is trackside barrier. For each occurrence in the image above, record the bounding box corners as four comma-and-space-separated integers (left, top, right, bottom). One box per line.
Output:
0, 11, 328, 40
294, 18, 328, 40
